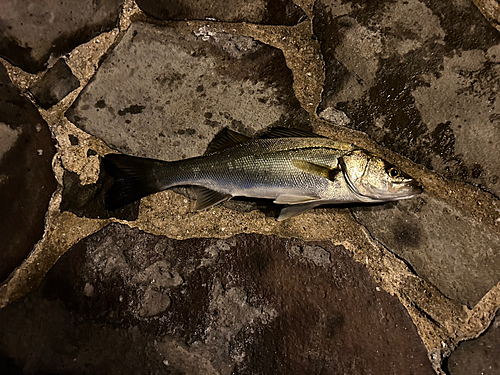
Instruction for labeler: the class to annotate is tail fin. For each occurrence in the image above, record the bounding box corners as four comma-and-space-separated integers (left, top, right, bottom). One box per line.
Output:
103, 153, 169, 210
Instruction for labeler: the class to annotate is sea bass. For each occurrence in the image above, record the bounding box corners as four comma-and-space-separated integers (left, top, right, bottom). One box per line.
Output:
104, 127, 422, 220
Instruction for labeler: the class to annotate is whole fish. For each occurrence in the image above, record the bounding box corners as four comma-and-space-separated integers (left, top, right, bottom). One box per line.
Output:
104, 127, 422, 220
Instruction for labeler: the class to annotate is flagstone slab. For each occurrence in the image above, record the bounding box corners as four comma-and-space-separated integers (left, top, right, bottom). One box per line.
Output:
0, 224, 434, 374
351, 194, 500, 307
447, 310, 500, 375
0, 0, 123, 73
136, 0, 306, 25
66, 22, 310, 161
29, 59, 80, 109
314, 0, 500, 197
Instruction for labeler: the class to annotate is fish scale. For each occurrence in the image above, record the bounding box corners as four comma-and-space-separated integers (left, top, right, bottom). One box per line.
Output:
157, 142, 345, 199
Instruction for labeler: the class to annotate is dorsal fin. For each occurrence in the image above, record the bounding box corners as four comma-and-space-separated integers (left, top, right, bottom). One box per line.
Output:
204, 128, 251, 154
259, 127, 328, 139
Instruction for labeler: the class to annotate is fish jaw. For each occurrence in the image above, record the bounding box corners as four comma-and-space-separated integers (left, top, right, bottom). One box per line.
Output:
339, 151, 423, 202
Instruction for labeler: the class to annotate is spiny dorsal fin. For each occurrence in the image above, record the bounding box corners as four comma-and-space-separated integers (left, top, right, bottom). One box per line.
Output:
259, 127, 328, 139
204, 128, 251, 154
292, 159, 341, 181
193, 186, 233, 211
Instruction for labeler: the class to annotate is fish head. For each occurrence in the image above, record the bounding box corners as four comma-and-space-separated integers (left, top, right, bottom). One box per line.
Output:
339, 150, 423, 202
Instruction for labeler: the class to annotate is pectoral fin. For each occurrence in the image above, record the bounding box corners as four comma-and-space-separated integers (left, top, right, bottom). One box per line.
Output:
277, 202, 322, 221
193, 187, 233, 211
292, 159, 341, 181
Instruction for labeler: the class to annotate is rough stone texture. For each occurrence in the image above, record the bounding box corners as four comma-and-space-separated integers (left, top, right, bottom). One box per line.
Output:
2, 1, 500, 374
29, 59, 80, 109
351, 194, 500, 307
66, 22, 310, 161
314, 0, 500, 197
136, 0, 306, 25
0, 224, 434, 374
0, 64, 57, 283
473, 0, 500, 33
446, 309, 500, 374
60, 164, 140, 220
0, 0, 123, 73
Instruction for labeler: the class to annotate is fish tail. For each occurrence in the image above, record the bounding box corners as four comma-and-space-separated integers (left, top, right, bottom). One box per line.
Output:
103, 153, 171, 210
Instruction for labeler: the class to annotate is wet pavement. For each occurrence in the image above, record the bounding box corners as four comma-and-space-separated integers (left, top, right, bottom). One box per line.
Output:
1, 0, 500, 374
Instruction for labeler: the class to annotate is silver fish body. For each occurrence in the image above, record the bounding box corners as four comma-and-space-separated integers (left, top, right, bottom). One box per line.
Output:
104, 128, 422, 220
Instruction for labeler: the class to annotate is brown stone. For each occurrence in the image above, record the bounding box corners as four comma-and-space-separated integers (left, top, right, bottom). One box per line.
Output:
135, 0, 306, 25
447, 310, 500, 375
0, 224, 434, 374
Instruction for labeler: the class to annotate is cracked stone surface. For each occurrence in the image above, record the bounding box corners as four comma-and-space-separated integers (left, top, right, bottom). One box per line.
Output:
1, 0, 500, 374
0, 224, 434, 374
136, 0, 306, 24
0, 0, 123, 73
66, 22, 310, 161
447, 309, 500, 374
314, 0, 500, 197
59, 166, 140, 220
352, 194, 500, 307
0, 64, 57, 283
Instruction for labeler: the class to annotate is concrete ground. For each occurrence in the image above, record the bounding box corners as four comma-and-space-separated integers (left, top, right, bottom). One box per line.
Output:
1, 0, 500, 374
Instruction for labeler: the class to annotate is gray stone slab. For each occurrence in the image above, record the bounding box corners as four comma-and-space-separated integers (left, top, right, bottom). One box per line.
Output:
66, 22, 310, 160
0, 64, 57, 283
29, 59, 80, 109
447, 310, 500, 375
351, 194, 500, 307
0, 0, 122, 73
136, 0, 306, 24
0, 224, 435, 374
313, 0, 500, 197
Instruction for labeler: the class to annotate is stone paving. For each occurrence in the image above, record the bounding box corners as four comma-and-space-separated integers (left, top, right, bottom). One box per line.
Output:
1, 0, 500, 374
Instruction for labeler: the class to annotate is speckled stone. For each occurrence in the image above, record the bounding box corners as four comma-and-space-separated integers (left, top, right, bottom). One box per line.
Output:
0, 64, 57, 283
0, 224, 434, 374
66, 22, 310, 162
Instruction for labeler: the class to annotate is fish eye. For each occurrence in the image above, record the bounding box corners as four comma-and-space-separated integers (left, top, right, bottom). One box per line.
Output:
387, 167, 400, 178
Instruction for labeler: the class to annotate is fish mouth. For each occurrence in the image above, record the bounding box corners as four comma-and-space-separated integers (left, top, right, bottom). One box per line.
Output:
402, 180, 423, 194
389, 180, 423, 200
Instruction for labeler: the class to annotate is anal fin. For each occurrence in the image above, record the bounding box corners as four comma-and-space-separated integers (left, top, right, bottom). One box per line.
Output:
193, 186, 233, 211
277, 202, 322, 221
